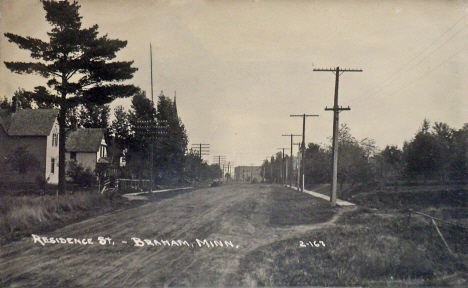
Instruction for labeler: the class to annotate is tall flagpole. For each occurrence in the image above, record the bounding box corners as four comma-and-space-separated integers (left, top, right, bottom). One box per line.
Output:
150, 43, 154, 104
150, 43, 154, 191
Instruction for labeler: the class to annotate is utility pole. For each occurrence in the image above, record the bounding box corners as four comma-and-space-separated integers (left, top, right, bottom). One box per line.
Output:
277, 148, 288, 185
191, 143, 210, 182
192, 143, 210, 158
314, 67, 362, 207
226, 162, 231, 184
293, 142, 302, 191
282, 134, 301, 187
290, 114, 318, 192
250, 164, 253, 183
135, 119, 167, 191
150, 43, 154, 104
213, 155, 226, 179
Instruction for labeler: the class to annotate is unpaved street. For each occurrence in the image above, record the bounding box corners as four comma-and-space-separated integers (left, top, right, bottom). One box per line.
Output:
1, 184, 338, 287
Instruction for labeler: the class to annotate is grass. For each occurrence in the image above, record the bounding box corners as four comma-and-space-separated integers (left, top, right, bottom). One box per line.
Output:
0, 192, 112, 245
234, 188, 468, 287
0, 185, 196, 246
268, 186, 335, 226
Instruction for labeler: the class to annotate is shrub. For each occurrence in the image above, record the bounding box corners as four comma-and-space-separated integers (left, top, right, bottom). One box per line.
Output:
67, 161, 96, 187
35, 175, 48, 194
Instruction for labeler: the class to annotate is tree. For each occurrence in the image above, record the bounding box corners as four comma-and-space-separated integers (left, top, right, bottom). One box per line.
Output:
260, 157, 276, 183
5, 146, 40, 181
0, 89, 32, 109
4, 1, 139, 193
336, 125, 376, 189
207, 164, 223, 180
403, 120, 441, 181
0, 88, 56, 110
184, 150, 205, 182
378, 145, 403, 183
261, 152, 285, 183
155, 92, 188, 182
125, 91, 157, 179
304, 142, 331, 185
0, 97, 9, 109
75, 103, 110, 129
451, 127, 468, 180
66, 161, 96, 188
110, 105, 131, 151
432, 122, 454, 181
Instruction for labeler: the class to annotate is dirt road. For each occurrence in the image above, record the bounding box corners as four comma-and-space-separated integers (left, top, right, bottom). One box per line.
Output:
1, 183, 340, 287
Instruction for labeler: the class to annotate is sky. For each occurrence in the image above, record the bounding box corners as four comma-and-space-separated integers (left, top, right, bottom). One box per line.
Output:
1, 0, 468, 166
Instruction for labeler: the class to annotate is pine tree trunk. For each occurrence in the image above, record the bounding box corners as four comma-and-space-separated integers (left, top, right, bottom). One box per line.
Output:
58, 90, 67, 194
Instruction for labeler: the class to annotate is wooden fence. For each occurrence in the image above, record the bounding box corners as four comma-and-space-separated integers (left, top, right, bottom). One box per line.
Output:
117, 179, 152, 191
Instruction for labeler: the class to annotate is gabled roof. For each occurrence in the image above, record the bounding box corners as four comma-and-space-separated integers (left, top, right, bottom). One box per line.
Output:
0, 109, 59, 136
66, 128, 106, 153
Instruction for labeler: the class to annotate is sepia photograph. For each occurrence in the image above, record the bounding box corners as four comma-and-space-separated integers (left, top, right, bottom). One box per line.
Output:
1, 0, 468, 287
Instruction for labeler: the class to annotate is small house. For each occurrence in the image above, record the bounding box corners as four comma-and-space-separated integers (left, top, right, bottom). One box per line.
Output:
65, 128, 108, 172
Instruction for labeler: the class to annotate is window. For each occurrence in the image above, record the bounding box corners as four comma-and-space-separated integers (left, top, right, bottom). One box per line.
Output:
52, 133, 58, 147
100, 146, 106, 158
51, 158, 55, 174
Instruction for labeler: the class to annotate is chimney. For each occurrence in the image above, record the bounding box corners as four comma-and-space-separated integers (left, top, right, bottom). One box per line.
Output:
11, 96, 18, 113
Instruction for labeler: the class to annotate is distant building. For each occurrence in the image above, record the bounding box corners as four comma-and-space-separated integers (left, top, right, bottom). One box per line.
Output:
234, 166, 262, 182
0, 107, 60, 184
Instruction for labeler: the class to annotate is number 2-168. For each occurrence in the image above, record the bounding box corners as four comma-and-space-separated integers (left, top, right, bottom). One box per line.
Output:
299, 241, 325, 248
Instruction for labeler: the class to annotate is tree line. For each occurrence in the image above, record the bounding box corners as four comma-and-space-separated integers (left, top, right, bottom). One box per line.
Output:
262, 120, 468, 195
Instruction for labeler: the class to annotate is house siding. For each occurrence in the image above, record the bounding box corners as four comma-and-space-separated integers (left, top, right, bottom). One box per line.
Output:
0, 109, 60, 185
45, 120, 59, 184
66, 152, 98, 172
65, 131, 107, 172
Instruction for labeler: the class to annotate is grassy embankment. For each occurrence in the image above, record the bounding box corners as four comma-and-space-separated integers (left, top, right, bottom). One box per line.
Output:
0, 191, 120, 245
0, 182, 201, 246
235, 187, 468, 287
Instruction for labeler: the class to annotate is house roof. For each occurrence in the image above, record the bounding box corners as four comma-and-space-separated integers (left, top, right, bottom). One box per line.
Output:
66, 128, 106, 153
0, 109, 59, 136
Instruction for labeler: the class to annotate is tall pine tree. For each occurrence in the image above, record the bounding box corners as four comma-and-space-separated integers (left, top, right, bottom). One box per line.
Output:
4, 1, 139, 192
126, 91, 157, 179
156, 92, 188, 182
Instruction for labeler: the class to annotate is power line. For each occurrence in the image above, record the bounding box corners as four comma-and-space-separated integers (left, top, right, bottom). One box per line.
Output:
355, 20, 468, 107
213, 155, 226, 167
134, 119, 167, 191
349, 12, 468, 106
359, 40, 468, 110
191, 143, 210, 157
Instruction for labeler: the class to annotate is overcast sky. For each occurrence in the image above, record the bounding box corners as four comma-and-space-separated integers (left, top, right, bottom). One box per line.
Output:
1, 0, 468, 166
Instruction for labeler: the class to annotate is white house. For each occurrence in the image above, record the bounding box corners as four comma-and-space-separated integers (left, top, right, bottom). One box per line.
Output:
65, 128, 108, 171
0, 107, 60, 184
